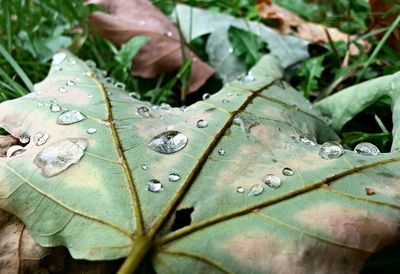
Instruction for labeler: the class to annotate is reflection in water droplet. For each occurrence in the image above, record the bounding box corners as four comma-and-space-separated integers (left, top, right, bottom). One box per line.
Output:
147, 179, 163, 192
50, 103, 62, 112
33, 132, 50, 146
34, 138, 88, 177
66, 80, 75, 86
196, 119, 208, 128
248, 184, 264, 196
57, 110, 86, 125
141, 164, 147, 170
148, 130, 188, 154
86, 128, 97, 134
168, 173, 181, 182
115, 82, 126, 90
282, 167, 294, 176
160, 103, 171, 111
218, 149, 225, 156
354, 142, 380, 156
19, 133, 30, 144
236, 186, 244, 193
52, 52, 67, 65
319, 141, 344, 160
233, 112, 260, 133
264, 174, 282, 188
137, 106, 150, 117
6, 145, 26, 157
202, 93, 210, 100
58, 87, 67, 93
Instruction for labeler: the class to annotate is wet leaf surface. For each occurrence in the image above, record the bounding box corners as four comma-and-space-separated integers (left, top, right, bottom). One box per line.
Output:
0, 51, 399, 273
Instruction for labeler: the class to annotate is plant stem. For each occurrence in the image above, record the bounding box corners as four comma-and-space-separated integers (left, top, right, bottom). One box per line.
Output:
117, 235, 152, 274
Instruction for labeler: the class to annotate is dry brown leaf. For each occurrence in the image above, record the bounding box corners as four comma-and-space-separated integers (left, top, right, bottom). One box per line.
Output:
256, 0, 367, 55
0, 136, 19, 157
88, 0, 215, 93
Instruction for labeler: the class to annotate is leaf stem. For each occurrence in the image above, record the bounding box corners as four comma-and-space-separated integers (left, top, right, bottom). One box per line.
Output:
117, 235, 152, 274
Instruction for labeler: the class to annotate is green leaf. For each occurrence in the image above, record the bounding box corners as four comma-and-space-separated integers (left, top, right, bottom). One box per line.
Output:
114, 36, 150, 71
298, 56, 324, 98
172, 4, 309, 82
0, 51, 399, 274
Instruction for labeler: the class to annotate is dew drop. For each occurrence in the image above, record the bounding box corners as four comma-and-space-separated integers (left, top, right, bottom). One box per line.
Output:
36, 102, 44, 108
141, 164, 147, 170
248, 184, 264, 196
319, 141, 344, 160
180, 106, 187, 112
6, 145, 26, 157
222, 99, 231, 104
354, 142, 380, 156
218, 149, 225, 156
236, 186, 244, 193
33, 132, 50, 146
238, 71, 255, 83
86, 128, 97, 134
137, 106, 151, 117
299, 135, 316, 147
282, 167, 294, 176
148, 130, 188, 154
68, 58, 77, 65
196, 119, 208, 128
115, 82, 126, 90
58, 87, 67, 93
168, 173, 181, 182
57, 110, 86, 125
66, 80, 75, 86
264, 174, 282, 188
103, 77, 114, 85
52, 52, 67, 65
147, 179, 163, 192
160, 103, 171, 111
202, 93, 210, 100
34, 138, 88, 177
50, 103, 62, 112
19, 132, 30, 144
85, 59, 97, 69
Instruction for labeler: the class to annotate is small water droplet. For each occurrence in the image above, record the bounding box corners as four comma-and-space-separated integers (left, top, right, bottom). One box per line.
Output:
52, 52, 67, 65
57, 110, 86, 125
319, 141, 344, 160
85, 59, 97, 69
103, 77, 114, 85
66, 80, 75, 86
33, 132, 50, 146
37, 102, 44, 108
114, 82, 126, 90
58, 87, 67, 93
168, 173, 181, 182
148, 130, 188, 154
19, 132, 30, 144
137, 106, 151, 117
354, 142, 380, 156
68, 58, 77, 65
282, 167, 294, 176
218, 149, 225, 156
228, 48, 234, 54
160, 103, 171, 111
50, 103, 62, 112
299, 135, 316, 147
6, 145, 26, 157
128, 92, 140, 100
141, 164, 147, 170
248, 184, 264, 196
222, 99, 231, 104
236, 186, 244, 193
86, 128, 97, 134
196, 119, 208, 128
180, 106, 187, 112
238, 71, 255, 83
147, 179, 163, 192
264, 174, 282, 188
34, 138, 88, 177
202, 93, 210, 100
165, 31, 173, 37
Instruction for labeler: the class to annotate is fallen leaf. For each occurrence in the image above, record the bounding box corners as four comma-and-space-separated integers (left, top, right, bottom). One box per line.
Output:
87, 0, 215, 93
256, 0, 367, 55
0, 51, 399, 273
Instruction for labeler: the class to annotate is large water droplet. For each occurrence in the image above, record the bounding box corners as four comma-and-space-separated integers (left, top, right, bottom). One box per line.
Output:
202, 93, 210, 100
299, 135, 316, 147
148, 130, 188, 154
264, 174, 282, 188
86, 128, 97, 134
33, 132, 50, 146
6, 145, 26, 158
354, 142, 380, 156
57, 110, 86, 125
168, 173, 181, 182
147, 179, 163, 192
319, 141, 344, 160
137, 106, 151, 117
282, 167, 294, 176
196, 119, 208, 128
66, 80, 75, 86
50, 103, 61, 112
34, 138, 88, 177
52, 52, 67, 65
248, 184, 264, 196
218, 149, 225, 156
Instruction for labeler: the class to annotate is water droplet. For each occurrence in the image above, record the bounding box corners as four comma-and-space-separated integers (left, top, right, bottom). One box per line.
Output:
19, 132, 30, 144
299, 135, 316, 147
236, 186, 244, 193
264, 174, 282, 188
34, 138, 88, 177
127, 92, 140, 100
86, 128, 97, 134
6, 145, 26, 157
168, 173, 181, 182
165, 31, 173, 37
33, 132, 50, 146
52, 52, 67, 65
66, 80, 75, 86
37, 102, 44, 108
103, 77, 114, 85
141, 164, 147, 170
319, 141, 344, 160
58, 87, 67, 93
222, 99, 231, 104
228, 48, 234, 54
248, 184, 264, 196
196, 119, 208, 128
238, 71, 255, 83
68, 58, 77, 65
202, 93, 210, 100
354, 142, 380, 156
85, 59, 96, 69
218, 149, 225, 156
50, 103, 62, 112
180, 106, 187, 112
147, 179, 163, 192
233, 112, 260, 133
160, 103, 171, 111
282, 167, 294, 176
57, 110, 86, 125
115, 82, 126, 90
137, 106, 151, 117
148, 130, 188, 154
